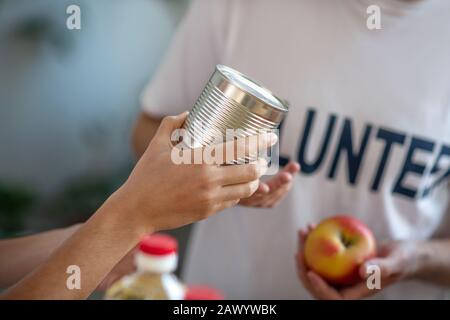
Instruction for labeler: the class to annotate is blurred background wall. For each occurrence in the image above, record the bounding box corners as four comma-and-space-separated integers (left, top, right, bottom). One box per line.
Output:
0, 0, 191, 250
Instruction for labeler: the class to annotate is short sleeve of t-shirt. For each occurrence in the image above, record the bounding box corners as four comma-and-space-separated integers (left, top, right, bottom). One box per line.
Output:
140, 0, 229, 117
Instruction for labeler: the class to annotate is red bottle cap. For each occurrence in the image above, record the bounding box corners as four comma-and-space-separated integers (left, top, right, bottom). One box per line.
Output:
185, 286, 224, 300
139, 233, 178, 256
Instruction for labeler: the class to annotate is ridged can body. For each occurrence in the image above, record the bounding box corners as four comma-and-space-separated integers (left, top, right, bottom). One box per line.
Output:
181, 65, 288, 162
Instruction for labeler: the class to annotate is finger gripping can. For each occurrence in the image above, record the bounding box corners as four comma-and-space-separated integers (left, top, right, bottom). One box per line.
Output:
181, 65, 288, 163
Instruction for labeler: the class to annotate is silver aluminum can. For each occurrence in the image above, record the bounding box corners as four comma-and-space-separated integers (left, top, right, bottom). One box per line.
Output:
181, 65, 288, 163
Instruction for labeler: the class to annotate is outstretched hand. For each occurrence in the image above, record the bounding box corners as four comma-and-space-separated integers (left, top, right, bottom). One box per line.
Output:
239, 162, 300, 208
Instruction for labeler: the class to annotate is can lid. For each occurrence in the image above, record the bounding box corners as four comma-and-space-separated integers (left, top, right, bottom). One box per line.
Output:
212, 65, 288, 123
184, 286, 225, 300
139, 233, 178, 256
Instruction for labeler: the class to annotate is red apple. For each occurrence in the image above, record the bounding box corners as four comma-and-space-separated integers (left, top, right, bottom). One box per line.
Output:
304, 215, 376, 286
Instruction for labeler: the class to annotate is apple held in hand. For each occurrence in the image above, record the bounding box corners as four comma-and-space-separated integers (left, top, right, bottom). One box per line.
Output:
304, 215, 376, 286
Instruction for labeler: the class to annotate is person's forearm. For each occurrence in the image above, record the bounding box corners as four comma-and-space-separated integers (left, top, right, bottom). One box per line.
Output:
1, 192, 148, 300
132, 113, 162, 158
415, 239, 450, 286
0, 224, 81, 288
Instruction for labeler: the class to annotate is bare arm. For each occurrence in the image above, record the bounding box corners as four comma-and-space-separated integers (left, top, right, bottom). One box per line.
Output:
415, 239, 450, 286
1, 197, 142, 300
0, 224, 80, 288
0, 112, 167, 289
1, 113, 273, 299
132, 112, 162, 158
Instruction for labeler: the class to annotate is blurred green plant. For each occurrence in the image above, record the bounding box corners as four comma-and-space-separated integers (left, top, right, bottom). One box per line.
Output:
0, 183, 36, 237
41, 164, 132, 228
11, 14, 72, 52
2, 0, 82, 53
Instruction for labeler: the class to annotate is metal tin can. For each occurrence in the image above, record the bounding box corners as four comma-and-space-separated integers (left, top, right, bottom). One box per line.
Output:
181, 65, 288, 163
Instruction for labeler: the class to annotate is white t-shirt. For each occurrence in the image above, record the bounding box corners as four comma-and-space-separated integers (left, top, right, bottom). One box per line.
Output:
141, 0, 450, 299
